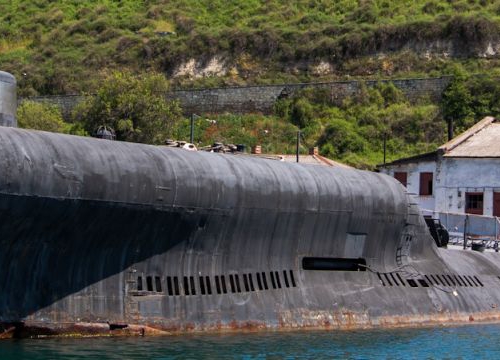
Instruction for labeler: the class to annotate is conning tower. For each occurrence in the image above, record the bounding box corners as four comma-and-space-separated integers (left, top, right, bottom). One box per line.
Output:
0, 71, 17, 127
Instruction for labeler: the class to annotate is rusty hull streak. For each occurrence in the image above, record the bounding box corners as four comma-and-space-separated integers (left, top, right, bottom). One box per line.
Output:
5, 311, 500, 339
3, 128, 500, 339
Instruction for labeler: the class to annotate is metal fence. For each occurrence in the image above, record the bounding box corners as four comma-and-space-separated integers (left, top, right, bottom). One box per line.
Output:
421, 209, 500, 249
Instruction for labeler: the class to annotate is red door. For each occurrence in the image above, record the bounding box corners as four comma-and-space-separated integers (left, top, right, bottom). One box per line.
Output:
494, 192, 500, 217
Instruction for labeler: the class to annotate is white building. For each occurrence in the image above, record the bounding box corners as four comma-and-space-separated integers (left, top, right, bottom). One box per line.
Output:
379, 116, 500, 217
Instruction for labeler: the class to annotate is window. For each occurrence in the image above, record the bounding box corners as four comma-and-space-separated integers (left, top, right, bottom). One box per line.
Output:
466, 192, 483, 215
394, 172, 407, 187
419, 172, 433, 195
494, 192, 500, 217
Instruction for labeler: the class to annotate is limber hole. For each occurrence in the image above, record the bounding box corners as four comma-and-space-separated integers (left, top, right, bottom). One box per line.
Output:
243, 274, 250, 292
270, 272, 277, 289
167, 276, 173, 295
183, 276, 190, 295
229, 274, 236, 293
407, 279, 418, 287
248, 274, 255, 291
199, 276, 206, 295
215, 276, 221, 294
418, 279, 429, 287
256, 273, 263, 290
221, 275, 228, 293
155, 276, 162, 293
274, 271, 282, 289
173, 277, 180, 295
261, 272, 269, 289
159, 269, 298, 296
234, 274, 242, 293
289, 270, 296, 287
146, 276, 154, 292
205, 276, 212, 295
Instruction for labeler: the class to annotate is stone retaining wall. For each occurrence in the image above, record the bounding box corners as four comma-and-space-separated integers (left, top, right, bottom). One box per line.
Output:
22, 76, 452, 117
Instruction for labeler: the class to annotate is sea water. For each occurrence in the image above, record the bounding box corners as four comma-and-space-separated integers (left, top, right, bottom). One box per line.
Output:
0, 324, 498, 359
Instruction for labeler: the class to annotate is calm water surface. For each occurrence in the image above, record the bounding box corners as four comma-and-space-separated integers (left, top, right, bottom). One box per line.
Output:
1, 324, 498, 359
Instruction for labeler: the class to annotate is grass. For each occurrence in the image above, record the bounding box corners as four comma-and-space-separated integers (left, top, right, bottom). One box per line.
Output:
5, 0, 500, 168
2, 1, 500, 95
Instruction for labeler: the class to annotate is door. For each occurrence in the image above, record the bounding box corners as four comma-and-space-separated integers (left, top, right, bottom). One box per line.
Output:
494, 192, 500, 217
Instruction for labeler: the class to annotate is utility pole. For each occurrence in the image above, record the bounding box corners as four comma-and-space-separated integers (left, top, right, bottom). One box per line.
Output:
463, 215, 469, 250
383, 132, 387, 165
447, 118, 453, 141
190, 114, 195, 144
296, 130, 300, 163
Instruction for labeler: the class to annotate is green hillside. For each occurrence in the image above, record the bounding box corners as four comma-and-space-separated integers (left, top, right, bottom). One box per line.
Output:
3, 0, 500, 95
5, 1, 500, 169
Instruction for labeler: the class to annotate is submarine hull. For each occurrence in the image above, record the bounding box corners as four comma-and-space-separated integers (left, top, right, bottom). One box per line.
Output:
2, 128, 500, 337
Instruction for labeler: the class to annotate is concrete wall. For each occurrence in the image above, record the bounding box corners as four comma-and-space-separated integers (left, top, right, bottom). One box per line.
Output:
21, 76, 452, 118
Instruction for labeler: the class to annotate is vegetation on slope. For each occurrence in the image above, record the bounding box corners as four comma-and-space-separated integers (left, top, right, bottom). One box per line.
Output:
3, 1, 500, 95
17, 70, 500, 169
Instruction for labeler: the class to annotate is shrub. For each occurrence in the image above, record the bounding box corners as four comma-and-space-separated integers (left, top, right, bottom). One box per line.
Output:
72, 71, 182, 144
318, 118, 367, 158
17, 101, 71, 133
290, 98, 314, 128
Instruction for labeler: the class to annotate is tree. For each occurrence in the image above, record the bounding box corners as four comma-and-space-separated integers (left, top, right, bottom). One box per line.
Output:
73, 71, 182, 144
17, 101, 71, 133
441, 70, 473, 133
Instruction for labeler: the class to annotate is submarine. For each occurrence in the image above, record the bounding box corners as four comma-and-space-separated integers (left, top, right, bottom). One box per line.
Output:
2, 75, 500, 338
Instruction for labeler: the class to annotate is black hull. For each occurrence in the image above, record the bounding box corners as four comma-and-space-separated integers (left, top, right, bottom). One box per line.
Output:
1, 128, 500, 337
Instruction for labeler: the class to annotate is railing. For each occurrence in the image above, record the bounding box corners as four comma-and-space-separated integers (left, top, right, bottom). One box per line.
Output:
421, 209, 500, 250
